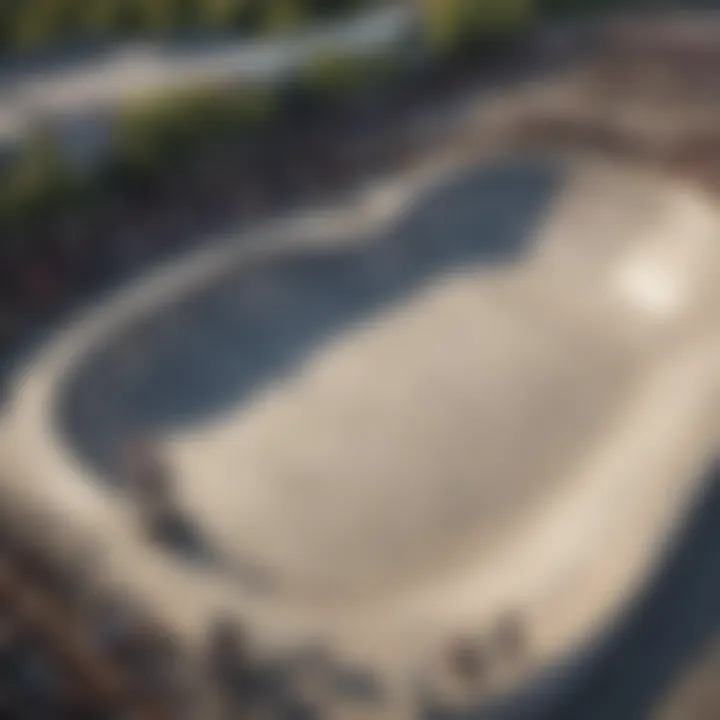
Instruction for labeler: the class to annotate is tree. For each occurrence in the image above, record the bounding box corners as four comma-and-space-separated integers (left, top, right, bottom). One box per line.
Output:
137, 0, 183, 32
420, 0, 535, 57
84, 0, 144, 38
12, 0, 75, 49
197, 0, 256, 31
0, 132, 77, 229
262, 0, 309, 34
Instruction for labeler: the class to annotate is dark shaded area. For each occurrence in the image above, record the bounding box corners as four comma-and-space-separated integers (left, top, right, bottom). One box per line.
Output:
330, 664, 385, 703
0, 25, 573, 410
0, 0, 371, 66
0, 520, 185, 720
267, 646, 386, 717
547, 464, 720, 720
151, 508, 277, 595
415, 464, 720, 719
58, 157, 567, 481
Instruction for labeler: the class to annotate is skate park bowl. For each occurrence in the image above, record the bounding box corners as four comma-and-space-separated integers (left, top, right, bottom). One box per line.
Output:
6, 151, 720, 714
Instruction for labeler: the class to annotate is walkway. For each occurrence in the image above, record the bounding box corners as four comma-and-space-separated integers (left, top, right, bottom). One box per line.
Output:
0, 6, 414, 153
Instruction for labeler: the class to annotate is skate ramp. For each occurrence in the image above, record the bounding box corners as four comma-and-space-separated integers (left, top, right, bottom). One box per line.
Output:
52, 155, 720, 600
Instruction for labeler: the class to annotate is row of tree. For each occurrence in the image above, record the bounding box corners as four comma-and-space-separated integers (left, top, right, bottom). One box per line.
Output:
0, 0, 617, 228
420, 0, 627, 55
0, 47, 405, 229
0, 0, 373, 51
421, 0, 535, 54
0, 0, 622, 54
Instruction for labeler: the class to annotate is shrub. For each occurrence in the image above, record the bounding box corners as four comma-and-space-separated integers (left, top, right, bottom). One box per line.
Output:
0, 133, 79, 230
0, 0, 377, 52
420, 0, 535, 57
112, 81, 279, 184
301, 49, 400, 108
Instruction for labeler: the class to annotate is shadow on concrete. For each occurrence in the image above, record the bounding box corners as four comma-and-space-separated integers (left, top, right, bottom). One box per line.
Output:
267, 647, 387, 718
544, 463, 720, 720
58, 157, 568, 481
411, 463, 720, 719
149, 508, 278, 595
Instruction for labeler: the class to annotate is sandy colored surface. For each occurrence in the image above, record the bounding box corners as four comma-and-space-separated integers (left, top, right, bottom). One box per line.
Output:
170, 267, 628, 597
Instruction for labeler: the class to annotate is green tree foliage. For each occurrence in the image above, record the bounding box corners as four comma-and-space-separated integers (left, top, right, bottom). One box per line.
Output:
0, 132, 78, 229
304, 51, 370, 101
301, 49, 399, 108
12, 0, 84, 49
197, 0, 257, 31
113, 81, 278, 183
421, 0, 535, 56
262, 0, 310, 34
0, 0, 373, 51
0, 0, 632, 52
537, 0, 624, 17
81, 0, 144, 38
0, 0, 624, 227
137, 0, 183, 32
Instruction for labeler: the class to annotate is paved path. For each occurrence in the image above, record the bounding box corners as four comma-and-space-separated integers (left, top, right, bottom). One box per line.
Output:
0, 6, 414, 152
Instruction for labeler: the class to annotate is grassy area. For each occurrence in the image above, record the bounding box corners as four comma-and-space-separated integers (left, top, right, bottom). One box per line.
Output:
0, 0, 617, 231
0, 49, 400, 231
0, 0, 619, 54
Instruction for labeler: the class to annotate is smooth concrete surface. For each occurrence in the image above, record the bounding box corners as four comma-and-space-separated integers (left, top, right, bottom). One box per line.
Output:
3, 152, 720, 717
